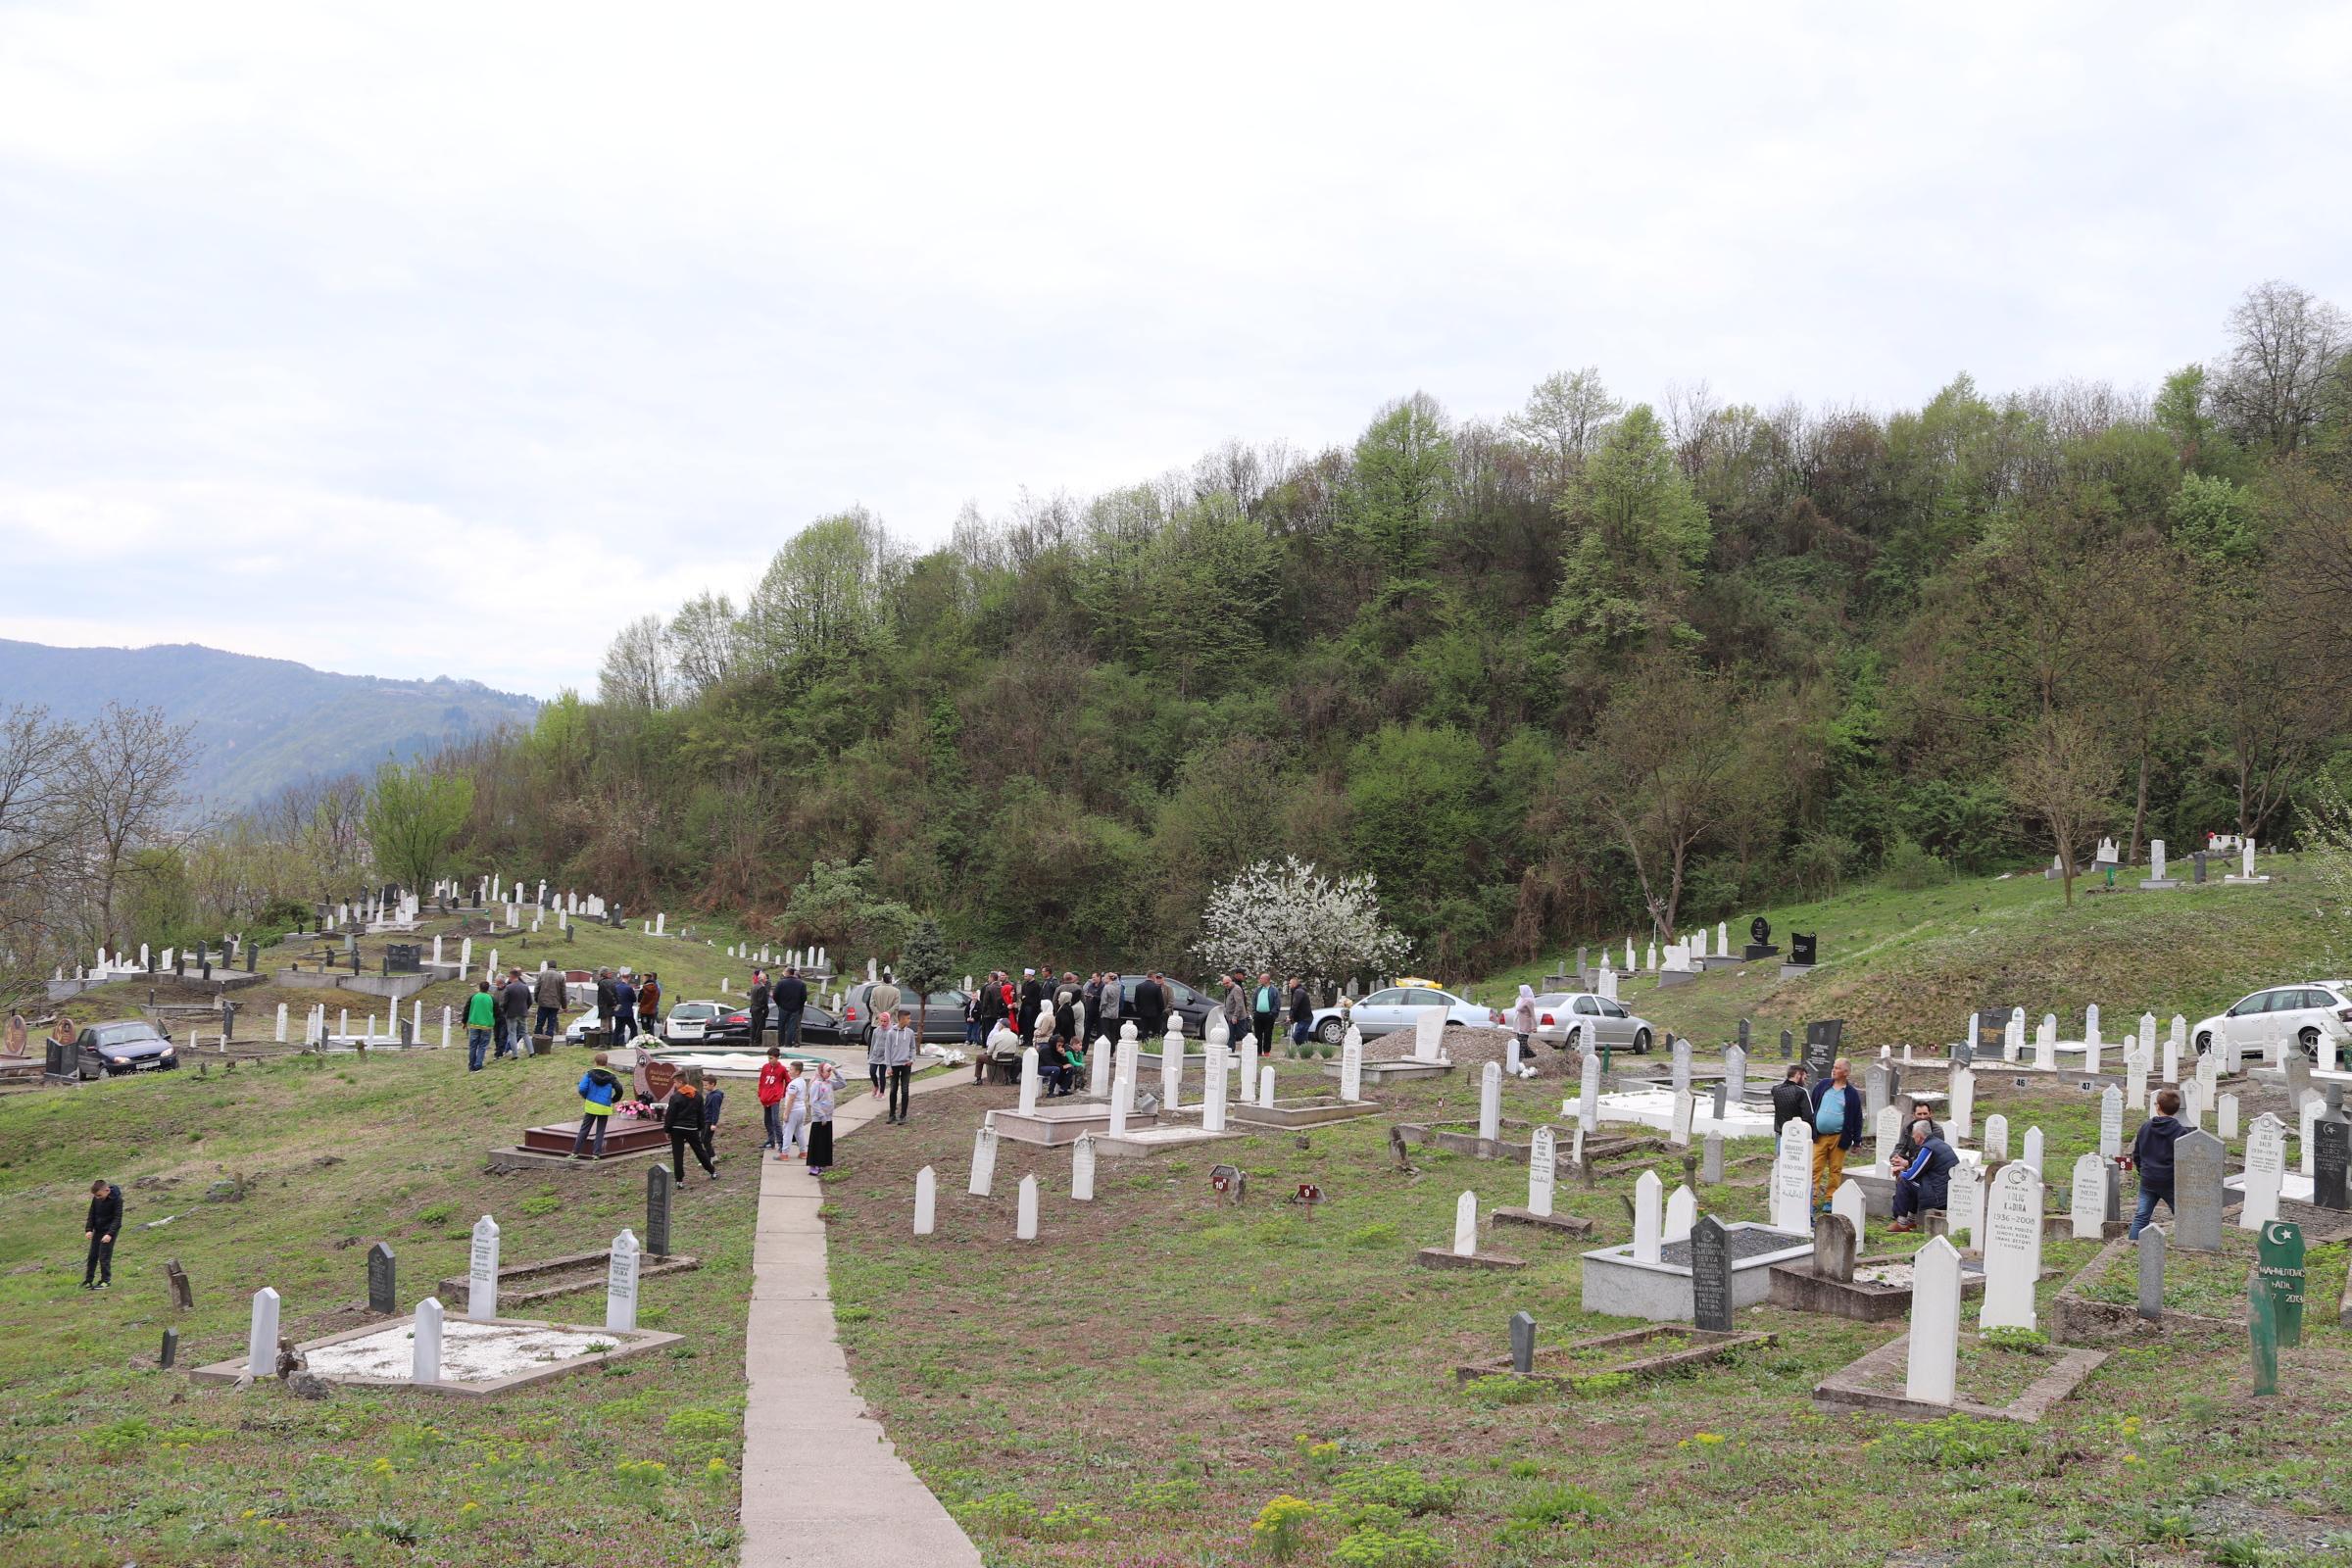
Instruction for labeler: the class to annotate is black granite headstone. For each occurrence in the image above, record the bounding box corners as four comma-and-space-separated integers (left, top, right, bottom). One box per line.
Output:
367, 1242, 396, 1314
1789, 932, 1818, 965
647, 1165, 674, 1256
2192, 851, 2208, 883
1690, 1215, 1733, 1333
165, 1257, 192, 1309
2315, 1113, 2350, 1211
1508, 1310, 1536, 1375
159, 1328, 177, 1368
1737, 1017, 1750, 1052
1779, 1029, 1793, 1061
1802, 1020, 1843, 1084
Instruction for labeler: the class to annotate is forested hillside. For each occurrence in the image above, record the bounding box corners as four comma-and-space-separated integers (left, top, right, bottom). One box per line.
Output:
327, 283, 2352, 967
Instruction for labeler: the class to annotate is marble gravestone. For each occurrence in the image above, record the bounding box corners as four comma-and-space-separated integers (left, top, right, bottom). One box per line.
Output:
1905, 1236, 1963, 1404
1690, 1215, 1733, 1333
467, 1215, 501, 1321
2172, 1130, 2226, 1251
647, 1165, 674, 1256
367, 1243, 396, 1315
2136, 1226, 2165, 1321
1978, 1163, 2045, 1333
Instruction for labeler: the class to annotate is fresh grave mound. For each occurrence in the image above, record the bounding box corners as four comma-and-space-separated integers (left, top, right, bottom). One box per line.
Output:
306, 1320, 616, 1383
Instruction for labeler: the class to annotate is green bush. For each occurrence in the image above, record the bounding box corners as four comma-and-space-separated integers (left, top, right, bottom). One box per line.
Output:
1123, 1476, 1203, 1512
1883, 836, 1945, 890
1331, 1525, 1447, 1567
1333, 1464, 1458, 1516
89, 1417, 153, 1460
1509, 1482, 1612, 1528
1460, 1374, 1545, 1405
662, 1408, 734, 1442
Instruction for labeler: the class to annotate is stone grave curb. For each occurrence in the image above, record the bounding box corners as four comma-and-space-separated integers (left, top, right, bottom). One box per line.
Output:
188, 1316, 683, 1397
2050, 1232, 2256, 1345
1766, 1250, 1988, 1323
1319, 1056, 1454, 1084
1812, 1335, 2107, 1424
1492, 1206, 1595, 1238
432, 1250, 700, 1311
1455, 1325, 1774, 1388
1415, 1246, 1526, 1271
486, 1143, 664, 1173
1227, 1098, 1384, 1129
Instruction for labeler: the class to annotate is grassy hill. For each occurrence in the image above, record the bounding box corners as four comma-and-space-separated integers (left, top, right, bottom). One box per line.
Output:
1477, 858, 2339, 1053
0, 638, 539, 808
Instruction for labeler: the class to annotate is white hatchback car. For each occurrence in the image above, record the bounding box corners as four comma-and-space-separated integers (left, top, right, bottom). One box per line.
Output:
2191, 982, 2352, 1060
1529, 993, 1655, 1054
1309, 986, 1495, 1046
662, 1000, 725, 1043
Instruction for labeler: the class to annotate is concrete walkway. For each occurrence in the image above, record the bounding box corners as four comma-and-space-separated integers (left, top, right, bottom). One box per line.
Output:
739, 1074, 982, 1567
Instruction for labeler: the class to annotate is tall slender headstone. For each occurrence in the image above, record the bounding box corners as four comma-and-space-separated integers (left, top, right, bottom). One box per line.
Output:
2135, 1226, 2165, 1321
1092, 1030, 1117, 1099
1983, 1113, 2009, 1163
1979, 1162, 2044, 1332
1578, 1051, 1600, 1132
2255, 1218, 2306, 1349
2070, 1153, 2109, 1241
913, 1166, 937, 1234
1723, 1043, 1747, 1106
1339, 1028, 1363, 1102
1256, 1064, 1276, 1107
606, 1229, 640, 1331
1669, 1089, 1695, 1149
1160, 1026, 1184, 1111
1690, 1214, 1733, 1333
1018, 1047, 1040, 1116
1949, 1160, 1984, 1250
2126, 1050, 2148, 1110
1479, 1061, 1502, 1145
2315, 1106, 2351, 1211
968, 1123, 999, 1197
1772, 1120, 1812, 1233
2239, 1113, 2286, 1231
1510, 1309, 1537, 1372
1202, 1040, 1230, 1132
2218, 1092, 2240, 1141
1947, 1065, 1975, 1141
1452, 1191, 1479, 1257
1633, 1170, 1664, 1263
247, 1287, 281, 1379
1701, 1133, 1724, 1185
1413, 1005, 1445, 1063
646, 1166, 673, 1256
412, 1296, 444, 1384
1905, 1236, 1962, 1404
2172, 1130, 2226, 1251
1109, 1037, 1137, 1138
1670, 1038, 1691, 1100
2299, 1091, 2324, 1178
2022, 1126, 2043, 1173
466, 1215, 500, 1321
2099, 1085, 2124, 1159
1072, 1133, 1097, 1201
1528, 1126, 1556, 1217
1015, 1174, 1039, 1241
1874, 1104, 1901, 1172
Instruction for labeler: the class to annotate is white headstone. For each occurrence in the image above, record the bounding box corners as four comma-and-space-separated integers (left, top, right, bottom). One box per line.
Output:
1257, 1065, 1276, 1108
1202, 1040, 1230, 1132
1015, 1174, 1039, 1241
1904, 1237, 1962, 1405
1978, 1162, 2045, 1332
439, 1006, 451, 1050
1528, 1125, 1556, 1217
274, 1003, 287, 1042
1477, 1060, 1502, 1144
1947, 1065, 1974, 1141
2181, 1078, 2203, 1130
1983, 1113, 2009, 1163
411, 1295, 445, 1383
1452, 1191, 1479, 1257
1072, 1134, 1096, 1201
1413, 1005, 1445, 1062
1723, 1044, 1747, 1106
2022, 1126, 2043, 1173
1670, 1038, 1691, 1099
1669, 1089, 1695, 1149
2070, 1154, 2108, 1242
913, 1166, 937, 1234
467, 1215, 500, 1321
1339, 1028, 1363, 1102
1831, 1178, 1866, 1249
246, 1286, 281, 1379
1018, 1047, 1040, 1116
1161, 1027, 1184, 1110
1949, 1160, 1984, 1249
2126, 1050, 2147, 1110
2034, 1014, 2058, 1071
1717, 919, 1729, 956
606, 1229, 641, 1331
1645, 941, 1658, 972
1578, 1051, 1601, 1132
1093, 1029, 1120, 1099
1772, 1119, 1812, 1233
1109, 1038, 1137, 1138
2301, 1091, 2325, 1177
968, 1124, 999, 1197
2241, 1112, 2285, 1230
1875, 1103, 1901, 1170
1665, 1182, 1695, 1245
1633, 1170, 1664, 1263
2218, 1092, 2240, 1141
2099, 1085, 2124, 1158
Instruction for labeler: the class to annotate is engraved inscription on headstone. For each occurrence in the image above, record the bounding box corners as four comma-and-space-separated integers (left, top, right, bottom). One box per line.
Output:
1689, 1214, 1733, 1333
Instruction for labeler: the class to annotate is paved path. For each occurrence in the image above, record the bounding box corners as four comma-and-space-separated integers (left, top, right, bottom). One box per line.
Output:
739, 1074, 982, 1567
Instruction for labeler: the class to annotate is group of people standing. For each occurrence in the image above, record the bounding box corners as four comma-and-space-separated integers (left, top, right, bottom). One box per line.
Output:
742, 967, 810, 1048
593, 967, 662, 1045
757, 1049, 840, 1171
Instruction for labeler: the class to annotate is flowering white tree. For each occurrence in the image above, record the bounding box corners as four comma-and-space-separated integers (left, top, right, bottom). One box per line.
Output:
1194, 857, 1411, 990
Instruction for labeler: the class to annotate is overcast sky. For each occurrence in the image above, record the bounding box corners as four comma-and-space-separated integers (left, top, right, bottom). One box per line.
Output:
4, 2, 2347, 698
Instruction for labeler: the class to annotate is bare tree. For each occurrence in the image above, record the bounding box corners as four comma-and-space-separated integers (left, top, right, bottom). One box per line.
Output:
1507, 368, 1622, 493
2214, 279, 2349, 454
69, 704, 199, 951
1579, 657, 1748, 938
0, 706, 82, 999
664, 592, 740, 701
598, 613, 673, 709
2005, 712, 2115, 906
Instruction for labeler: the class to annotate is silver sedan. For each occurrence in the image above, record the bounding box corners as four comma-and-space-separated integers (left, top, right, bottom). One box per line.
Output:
1529, 992, 1654, 1054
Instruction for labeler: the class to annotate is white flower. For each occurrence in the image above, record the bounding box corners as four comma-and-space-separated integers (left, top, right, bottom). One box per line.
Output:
1193, 857, 1410, 988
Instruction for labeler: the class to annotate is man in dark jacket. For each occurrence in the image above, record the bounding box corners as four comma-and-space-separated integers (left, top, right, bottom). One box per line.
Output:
662, 1079, 716, 1180
774, 968, 808, 1049
1808, 1058, 1865, 1205
1769, 1065, 1811, 1136
1288, 977, 1312, 1049
533, 964, 566, 1038
1887, 1104, 1957, 1232
1017, 969, 1045, 1043
611, 973, 638, 1045
499, 968, 531, 1057
747, 971, 771, 1051
1133, 972, 1168, 1040
2125, 1088, 2191, 1238
82, 1178, 122, 1289
595, 968, 618, 1040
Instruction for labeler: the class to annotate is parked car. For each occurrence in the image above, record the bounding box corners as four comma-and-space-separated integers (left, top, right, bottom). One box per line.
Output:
2191, 982, 2352, 1059
1308, 986, 1495, 1046
662, 1000, 726, 1043
1102, 974, 1219, 1036
704, 1001, 854, 1047
838, 984, 972, 1049
75, 1019, 177, 1078
1528, 992, 1654, 1054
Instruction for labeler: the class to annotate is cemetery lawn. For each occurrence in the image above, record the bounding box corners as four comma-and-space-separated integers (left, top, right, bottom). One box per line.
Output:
827, 1046, 2352, 1567
1480, 859, 2334, 1051
0, 1036, 770, 1567
2078, 1233, 2352, 1321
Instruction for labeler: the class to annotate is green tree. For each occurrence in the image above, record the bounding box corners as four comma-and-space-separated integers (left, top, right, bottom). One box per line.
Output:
364, 760, 474, 891
896, 917, 955, 1039
1544, 405, 1712, 657
1342, 394, 1453, 598
1344, 724, 1488, 953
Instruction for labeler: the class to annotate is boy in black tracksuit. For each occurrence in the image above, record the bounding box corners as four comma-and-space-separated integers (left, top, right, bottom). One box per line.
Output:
83, 1179, 122, 1289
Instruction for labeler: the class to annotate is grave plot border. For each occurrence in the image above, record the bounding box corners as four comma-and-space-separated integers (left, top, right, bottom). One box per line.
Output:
1767, 1250, 1988, 1323
1320, 1056, 1453, 1085
430, 1250, 701, 1312
2051, 1200, 2352, 1345
1415, 1245, 1527, 1271
1226, 1097, 1384, 1129
1811, 1336, 2106, 1424
1491, 1206, 1595, 1237
1453, 1325, 1775, 1388
188, 1316, 683, 1397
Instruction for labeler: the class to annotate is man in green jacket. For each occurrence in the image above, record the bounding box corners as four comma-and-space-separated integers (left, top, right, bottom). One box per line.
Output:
465, 981, 497, 1071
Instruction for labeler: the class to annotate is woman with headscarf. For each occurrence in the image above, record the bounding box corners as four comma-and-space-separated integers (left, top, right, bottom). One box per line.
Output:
805, 1062, 839, 1175
1509, 985, 1539, 1079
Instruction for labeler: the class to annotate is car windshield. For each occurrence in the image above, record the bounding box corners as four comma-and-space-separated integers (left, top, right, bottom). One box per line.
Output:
1362, 990, 1404, 1006
924, 992, 962, 1006
1534, 995, 1571, 1007
673, 1004, 717, 1019
97, 1023, 161, 1046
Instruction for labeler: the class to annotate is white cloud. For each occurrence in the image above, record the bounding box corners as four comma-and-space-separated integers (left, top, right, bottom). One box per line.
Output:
1, 1, 2346, 695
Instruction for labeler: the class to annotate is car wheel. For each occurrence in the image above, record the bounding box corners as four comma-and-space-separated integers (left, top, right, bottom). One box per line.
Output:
2193, 1030, 2213, 1054
1633, 1028, 1652, 1054
1564, 1025, 1582, 1054
1316, 1017, 1345, 1046
2298, 1026, 2321, 1059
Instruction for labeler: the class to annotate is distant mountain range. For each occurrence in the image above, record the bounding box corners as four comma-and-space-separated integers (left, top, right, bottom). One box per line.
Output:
0, 639, 539, 808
